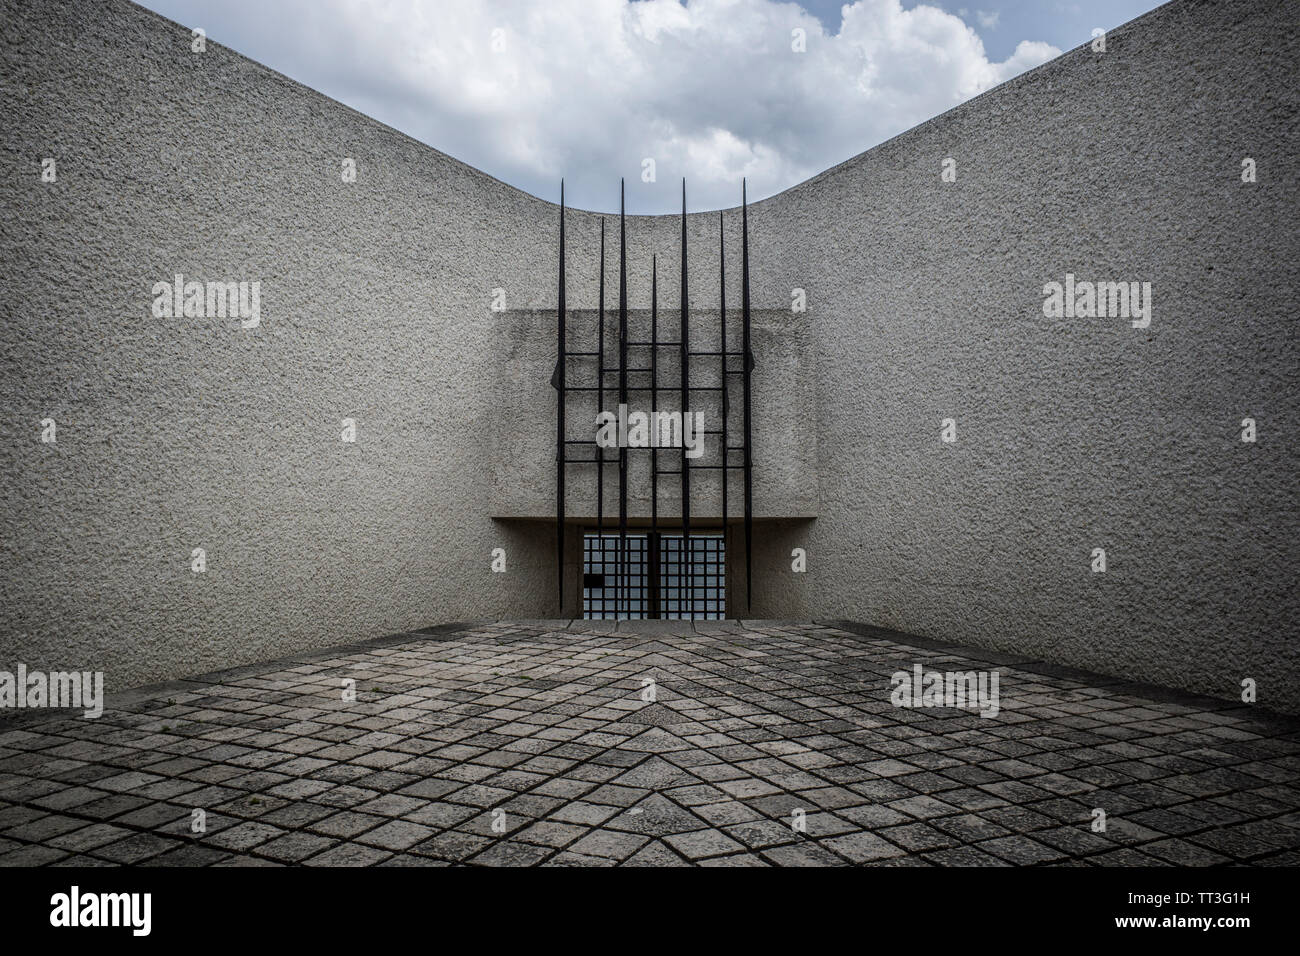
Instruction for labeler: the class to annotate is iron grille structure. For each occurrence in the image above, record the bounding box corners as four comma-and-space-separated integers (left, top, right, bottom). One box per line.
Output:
582, 533, 650, 619
582, 532, 725, 620
555, 179, 754, 618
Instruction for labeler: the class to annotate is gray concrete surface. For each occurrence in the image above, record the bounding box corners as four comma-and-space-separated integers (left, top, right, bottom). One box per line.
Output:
1, 0, 1296, 710
1, 621, 1297, 867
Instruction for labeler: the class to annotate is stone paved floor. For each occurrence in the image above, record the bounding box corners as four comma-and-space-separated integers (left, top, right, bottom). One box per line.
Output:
1, 620, 1299, 867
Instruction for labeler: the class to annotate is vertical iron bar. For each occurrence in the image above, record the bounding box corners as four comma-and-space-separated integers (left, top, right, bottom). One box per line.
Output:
648, 531, 661, 619
556, 180, 566, 613
619, 179, 628, 619
680, 179, 691, 619
651, 254, 659, 620
597, 219, 605, 540
719, 210, 727, 614
651, 255, 658, 538
742, 179, 753, 612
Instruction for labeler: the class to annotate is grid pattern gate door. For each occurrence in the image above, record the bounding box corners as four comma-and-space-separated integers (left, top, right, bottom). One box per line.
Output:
583, 532, 724, 620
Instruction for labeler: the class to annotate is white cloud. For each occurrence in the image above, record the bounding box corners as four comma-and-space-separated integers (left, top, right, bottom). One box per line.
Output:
154, 0, 1061, 211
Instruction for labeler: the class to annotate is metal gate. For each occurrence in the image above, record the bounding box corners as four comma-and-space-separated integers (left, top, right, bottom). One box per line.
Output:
555, 179, 754, 619
583, 532, 725, 620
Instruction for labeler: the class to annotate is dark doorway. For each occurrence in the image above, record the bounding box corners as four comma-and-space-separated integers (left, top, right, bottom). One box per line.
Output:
582, 531, 724, 620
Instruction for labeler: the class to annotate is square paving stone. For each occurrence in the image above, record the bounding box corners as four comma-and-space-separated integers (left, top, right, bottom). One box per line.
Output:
410, 830, 495, 862
310, 811, 388, 838
605, 795, 709, 837
978, 835, 1068, 865
621, 841, 693, 867
93, 832, 183, 864
722, 819, 802, 850
761, 842, 848, 866
662, 828, 745, 860
357, 820, 438, 851
550, 801, 621, 826
516, 820, 588, 848
467, 841, 554, 866
256, 832, 338, 863
305, 843, 394, 867
820, 831, 909, 863
543, 850, 618, 867
567, 829, 651, 861
204, 821, 286, 852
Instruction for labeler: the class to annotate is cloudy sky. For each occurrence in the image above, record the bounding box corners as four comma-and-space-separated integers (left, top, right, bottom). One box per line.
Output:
140, 0, 1163, 212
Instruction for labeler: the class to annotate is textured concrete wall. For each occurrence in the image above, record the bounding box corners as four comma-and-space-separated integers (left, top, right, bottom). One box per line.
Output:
0, 0, 572, 688
776, 0, 1299, 710
490, 309, 817, 521
1, 0, 1296, 709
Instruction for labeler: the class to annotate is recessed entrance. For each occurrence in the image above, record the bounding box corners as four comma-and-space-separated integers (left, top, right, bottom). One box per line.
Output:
582, 531, 724, 620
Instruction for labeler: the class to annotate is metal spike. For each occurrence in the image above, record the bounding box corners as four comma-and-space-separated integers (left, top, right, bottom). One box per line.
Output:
719, 209, 727, 619
597, 218, 605, 539
651, 255, 658, 537
681, 178, 691, 619
742, 179, 753, 612
556, 180, 565, 613
619, 179, 628, 619
651, 253, 660, 620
